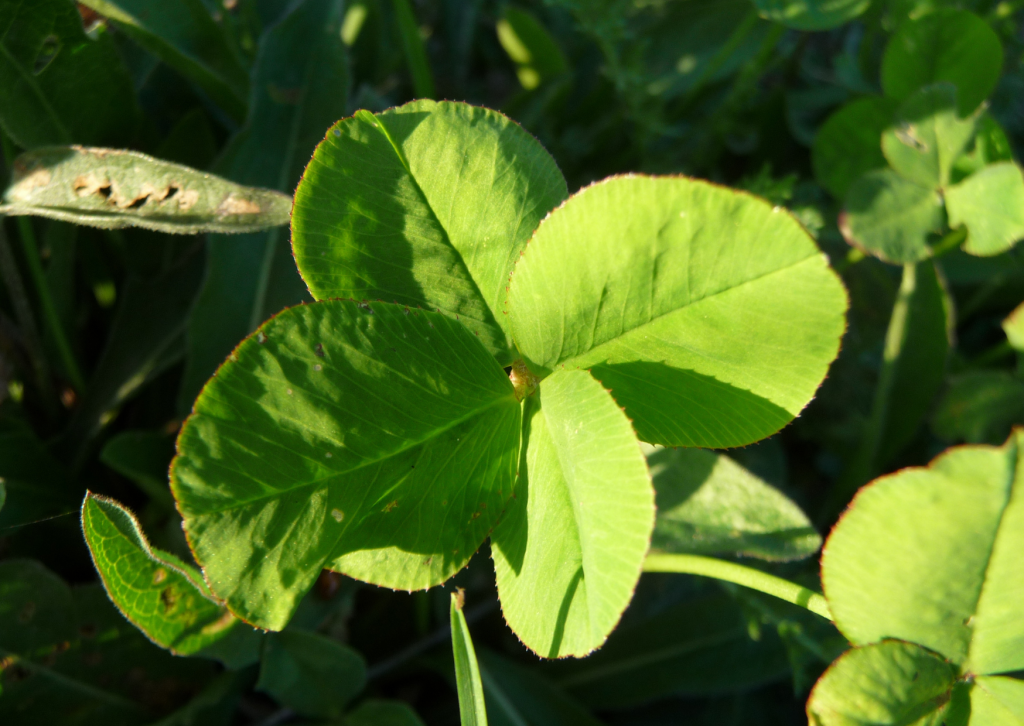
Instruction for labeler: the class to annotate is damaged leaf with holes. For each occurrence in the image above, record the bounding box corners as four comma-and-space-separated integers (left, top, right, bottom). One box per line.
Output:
0, 146, 292, 234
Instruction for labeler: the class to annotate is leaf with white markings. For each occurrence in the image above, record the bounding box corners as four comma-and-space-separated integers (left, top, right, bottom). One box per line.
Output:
0, 146, 291, 234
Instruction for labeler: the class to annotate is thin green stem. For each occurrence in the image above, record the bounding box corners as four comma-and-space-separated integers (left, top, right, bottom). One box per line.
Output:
643, 553, 833, 622
679, 10, 758, 109
392, 0, 435, 98
1, 134, 85, 392
825, 262, 917, 517
931, 227, 967, 258
12, 215, 86, 392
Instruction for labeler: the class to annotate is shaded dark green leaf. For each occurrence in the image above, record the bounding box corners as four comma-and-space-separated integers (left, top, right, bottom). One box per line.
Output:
0, 0, 141, 148
179, 0, 348, 408
256, 630, 365, 718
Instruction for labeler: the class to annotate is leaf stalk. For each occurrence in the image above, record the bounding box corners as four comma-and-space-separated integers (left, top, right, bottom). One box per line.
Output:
643, 552, 833, 622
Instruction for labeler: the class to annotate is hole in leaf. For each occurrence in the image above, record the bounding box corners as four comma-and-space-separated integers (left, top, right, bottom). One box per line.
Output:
127, 194, 150, 210
97, 185, 112, 200
34, 36, 60, 75
164, 185, 180, 200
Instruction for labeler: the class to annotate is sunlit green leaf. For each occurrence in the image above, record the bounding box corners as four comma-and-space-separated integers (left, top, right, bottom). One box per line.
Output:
1003, 302, 1024, 354
0, 0, 141, 149
812, 97, 897, 200
507, 175, 847, 447
178, 0, 347, 409
491, 369, 653, 658
81, 493, 261, 667
647, 446, 821, 561
291, 99, 567, 366
77, 0, 249, 123
451, 592, 489, 726
840, 169, 943, 264
256, 630, 366, 718
0, 146, 291, 233
806, 640, 958, 726
946, 163, 1024, 257
823, 429, 1024, 675
880, 84, 977, 189
172, 301, 521, 630
970, 677, 1024, 725
753, 0, 870, 31
881, 9, 1003, 116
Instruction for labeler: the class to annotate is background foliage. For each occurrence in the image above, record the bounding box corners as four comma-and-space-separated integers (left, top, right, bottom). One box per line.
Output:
1, 0, 1023, 724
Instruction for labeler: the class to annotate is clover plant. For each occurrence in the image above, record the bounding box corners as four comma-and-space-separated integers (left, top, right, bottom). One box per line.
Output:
162, 99, 848, 657
2, 1, 1023, 724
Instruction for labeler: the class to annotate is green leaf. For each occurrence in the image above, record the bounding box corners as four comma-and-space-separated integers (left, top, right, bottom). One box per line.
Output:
496, 7, 569, 91
0, 0, 141, 149
77, 0, 249, 124
451, 592, 488, 726
0, 146, 291, 233
81, 493, 261, 667
0, 560, 216, 725
841, 261, 952, 493
806, 640, 958, 726
344, 700, 427, 726
178, 0, 348, 408
647, 446, 821, 561
256, 630, 366, 718
840, 169, 943, 264
546, 592, 791, 709
822, 429, 1024, 675
65, 250, 205, 446
507, 175, 847, 448
391, 0, 435, 98
491, 369, 653, 658
291, 99, 568, 366
1004, 302, 1024, 354
881, 9, 1003, 116
478, 648, 604, 726
971, 677, 1024, 725
0, 417, 77, 529
100, 430, 177, 508
933, 372, 1024, 445
880, 84, 977, 189
946, 163, 1024, 257
812, 97, 898, 200
752, 0, 870, 31
172, 301, 521, 630
953, 114, 1013, 182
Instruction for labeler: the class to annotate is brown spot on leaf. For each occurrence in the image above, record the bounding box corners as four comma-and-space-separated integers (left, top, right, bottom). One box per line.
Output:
160, 586, 180, 612
217, 194, 261, 216
10, 167, 52, 200
199, 609, 236, 635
